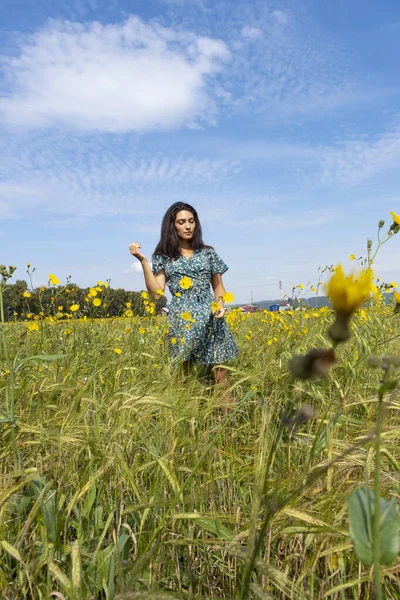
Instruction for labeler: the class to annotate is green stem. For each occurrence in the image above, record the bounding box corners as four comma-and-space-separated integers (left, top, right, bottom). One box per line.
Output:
0, 283, 20, 471
373, 391, 384, 600
240, 422, 284, 600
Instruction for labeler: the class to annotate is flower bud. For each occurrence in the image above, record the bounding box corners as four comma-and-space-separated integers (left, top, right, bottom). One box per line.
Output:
282, 404, 316, 432
378, 220, 385, 229
288, 348, 336, 380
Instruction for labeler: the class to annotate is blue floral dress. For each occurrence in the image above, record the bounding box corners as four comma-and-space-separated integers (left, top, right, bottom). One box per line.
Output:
152, 248, 238, 365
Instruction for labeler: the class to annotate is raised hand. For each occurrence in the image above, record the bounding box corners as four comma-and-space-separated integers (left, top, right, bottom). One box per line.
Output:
129, 242, 147, 263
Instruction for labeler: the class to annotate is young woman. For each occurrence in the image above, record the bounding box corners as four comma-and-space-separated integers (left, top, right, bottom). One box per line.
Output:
129, 202, 238, 405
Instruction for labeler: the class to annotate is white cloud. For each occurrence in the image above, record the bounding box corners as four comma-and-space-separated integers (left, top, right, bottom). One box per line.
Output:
131, 261, 149, 273
271, 10, 289, 25
319, 122, 400, 185
227, 209, 337, 232
0, 17, 230, 133
0, 134, 241, 218
241, 26, 262, 40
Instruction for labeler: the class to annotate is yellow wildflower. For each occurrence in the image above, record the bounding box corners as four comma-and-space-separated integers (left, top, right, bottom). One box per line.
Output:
175, 292, 181, 297
223, 292, 235, 303
48, 273, 60, 285
138, 327, 146, 334
58, 305, 63, 311
40, 286, 45, 292
394, 292, 400, 304
70, 304, 79, 312
390, 211, 400, 225
185, 324, 191, 330
141, 291, 149, 299
299, 284, 304, 290
179, 276, 192, 290
125, 310, 133, 317
93, 298, 101, 307
124, 327, 131, 333
126, 302, 131, 308
23, 291, 31, 298
88, 288, 97, 298
211, 301, 220, 313
156, 289, 164, 296
390, 281, 398, 288
325, 264, 376, 315
349, 254, 356, 261
26, 322, 39, 332
171, 337, 177, 345
114, 348, 122, 354
180, 311, 192, 321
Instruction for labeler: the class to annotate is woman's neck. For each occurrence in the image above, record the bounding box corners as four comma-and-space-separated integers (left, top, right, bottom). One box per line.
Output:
179, 241, 192, 250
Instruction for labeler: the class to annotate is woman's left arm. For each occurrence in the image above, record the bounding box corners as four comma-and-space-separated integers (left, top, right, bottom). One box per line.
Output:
211, 273, 226, 318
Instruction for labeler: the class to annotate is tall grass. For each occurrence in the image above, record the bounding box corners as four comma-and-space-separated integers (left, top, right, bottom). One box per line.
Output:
1, 304, 400, 599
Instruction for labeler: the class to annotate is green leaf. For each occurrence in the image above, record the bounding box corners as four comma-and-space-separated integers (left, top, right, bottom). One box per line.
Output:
347, 486, 400, 566
175, 513, 234, 541
30, 477, 58, 543
0, 540, 23, 562
14, 353, 67, 372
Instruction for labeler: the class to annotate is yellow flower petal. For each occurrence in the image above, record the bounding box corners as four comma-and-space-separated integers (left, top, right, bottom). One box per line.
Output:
211, 301, 220, 313
180, 311, 192, 321
324, 265, 376, 315
179, 276, 192, 290
223, 291, 235, 303
48, 273, 60, 285
390, 211, 400, 225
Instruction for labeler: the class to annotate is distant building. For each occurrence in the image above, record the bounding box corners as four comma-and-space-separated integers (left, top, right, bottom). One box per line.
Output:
269, 301, 290, 312
239, 304, 257, 313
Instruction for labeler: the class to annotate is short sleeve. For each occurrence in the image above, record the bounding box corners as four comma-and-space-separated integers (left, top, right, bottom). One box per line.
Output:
152, 254, 166, 274
209, 248, 228, 275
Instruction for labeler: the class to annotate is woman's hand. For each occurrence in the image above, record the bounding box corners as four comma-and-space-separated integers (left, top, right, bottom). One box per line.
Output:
213, 302, 226, 319
129, 242, 147, 263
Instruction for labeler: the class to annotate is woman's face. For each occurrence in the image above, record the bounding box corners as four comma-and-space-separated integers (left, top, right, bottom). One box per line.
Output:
174, 210, 196, 241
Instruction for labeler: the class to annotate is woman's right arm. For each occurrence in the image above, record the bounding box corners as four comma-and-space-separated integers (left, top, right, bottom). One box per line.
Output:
129, 242, 166, 297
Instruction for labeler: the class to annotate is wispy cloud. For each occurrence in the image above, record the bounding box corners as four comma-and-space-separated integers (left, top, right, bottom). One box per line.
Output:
228, 208, 337, 232
0, 16, 229, 133
0, 132, 242, 219
319, 121, 400, 185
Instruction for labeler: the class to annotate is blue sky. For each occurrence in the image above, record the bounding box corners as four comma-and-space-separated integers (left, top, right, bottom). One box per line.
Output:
1, 0, 400, 303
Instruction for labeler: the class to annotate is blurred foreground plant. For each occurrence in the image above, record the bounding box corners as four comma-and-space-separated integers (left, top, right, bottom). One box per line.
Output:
285, 214, 400, 600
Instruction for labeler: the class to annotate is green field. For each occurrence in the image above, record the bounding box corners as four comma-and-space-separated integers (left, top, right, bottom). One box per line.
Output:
1, 297, 400, 599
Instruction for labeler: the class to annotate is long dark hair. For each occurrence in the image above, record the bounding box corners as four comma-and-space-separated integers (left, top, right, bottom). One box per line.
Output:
154, 202, 210, 260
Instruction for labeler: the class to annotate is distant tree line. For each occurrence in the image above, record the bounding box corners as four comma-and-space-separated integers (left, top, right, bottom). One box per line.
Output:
2, 280, 167, 321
